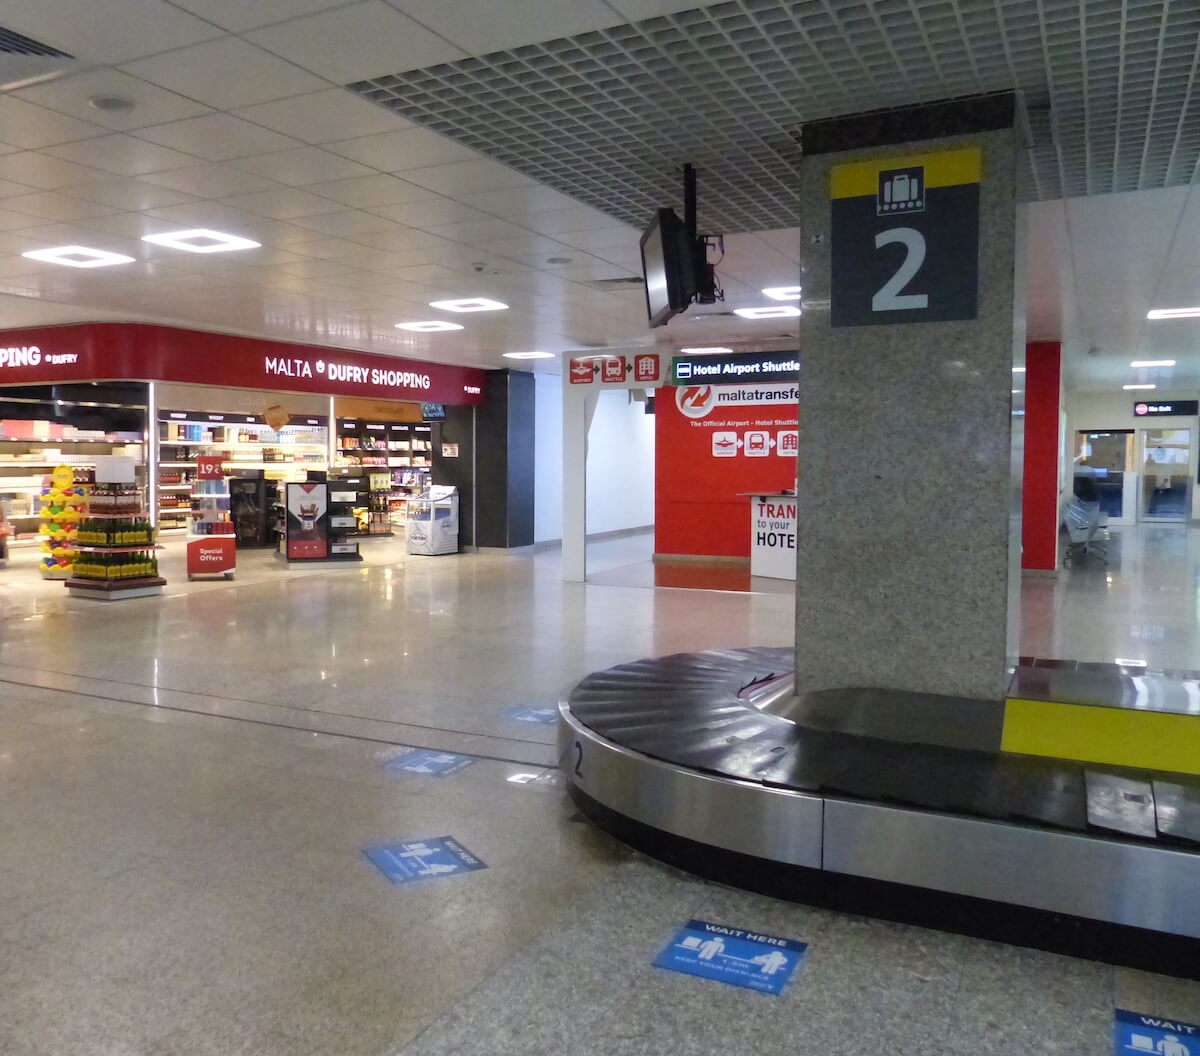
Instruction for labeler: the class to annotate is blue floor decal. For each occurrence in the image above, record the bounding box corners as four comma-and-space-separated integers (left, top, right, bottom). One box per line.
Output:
363, 837, 488, 886
507, 706, 558, 724
384, 748, 475, 777
1116, 1010, 1199, 1055
653, 919, 807, 996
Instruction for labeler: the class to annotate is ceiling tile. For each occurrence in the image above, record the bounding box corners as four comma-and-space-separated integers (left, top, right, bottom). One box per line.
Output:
0, 180, 39, 199
44, 134, 200, 177
400, 159, 534, 196
139, 164, 287, 199
303, 174, 439, 209
286, 210, 406, 238
604, 0, 697, 17
388, 0, 624, 54
2, 191, 120, 223
325, 128, 478, 172
13, 71, 213, 132
168, 0, 353, 32
135, 114, 303, 162
521, 206, 627, 235
0, 210, 46, 233
233, 147, 376, 187
456, 185, 583, 217
246, 1, 466, 83
221, 188, 346, 220
233, 89, 412, 144
425, 218, 536, 245
369, 197, 494, 228
551, 226, 640, 253
0, 153, 110, 190
143, 201, 276, 233
120, 38, 328, 112
2, 0, 223, 65
279, 237, 367, 259
0, 97, 107, 150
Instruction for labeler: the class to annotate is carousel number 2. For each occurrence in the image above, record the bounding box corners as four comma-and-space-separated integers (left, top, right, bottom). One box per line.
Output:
872, 227, 929, 312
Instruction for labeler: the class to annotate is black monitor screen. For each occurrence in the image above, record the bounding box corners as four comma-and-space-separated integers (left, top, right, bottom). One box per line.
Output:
421, 402, 446, 421
640, 208, 693, 328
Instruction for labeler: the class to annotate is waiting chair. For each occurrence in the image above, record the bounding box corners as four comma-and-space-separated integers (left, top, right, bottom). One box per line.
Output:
1062, 496, 1108, 566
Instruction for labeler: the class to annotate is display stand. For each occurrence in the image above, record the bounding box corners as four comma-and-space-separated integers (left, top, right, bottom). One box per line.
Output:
37, 465, 85, 579
407, 485, 459, 556
187, 455, 236, 580
276, 480, 363, 567
66, 456, 164, 601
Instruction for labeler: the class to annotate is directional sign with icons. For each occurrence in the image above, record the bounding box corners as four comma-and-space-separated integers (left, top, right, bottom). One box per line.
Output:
568, 353, 660, 385
830, 146, 981, 327
710, 430, 796, 459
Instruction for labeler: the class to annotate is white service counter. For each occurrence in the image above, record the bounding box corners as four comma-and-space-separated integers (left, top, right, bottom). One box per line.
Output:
748, 492, 797, 579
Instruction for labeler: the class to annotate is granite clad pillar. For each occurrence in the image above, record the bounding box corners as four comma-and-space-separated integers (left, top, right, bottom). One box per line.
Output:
795, 102, 1019, 702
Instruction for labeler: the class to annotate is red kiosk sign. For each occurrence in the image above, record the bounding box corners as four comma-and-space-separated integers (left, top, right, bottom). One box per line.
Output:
0, 323, 486, 406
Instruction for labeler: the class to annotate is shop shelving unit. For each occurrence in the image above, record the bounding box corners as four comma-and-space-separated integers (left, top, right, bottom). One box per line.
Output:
0, 434, 144, 546
157, 414, 327, 533
66, 463, 164, 601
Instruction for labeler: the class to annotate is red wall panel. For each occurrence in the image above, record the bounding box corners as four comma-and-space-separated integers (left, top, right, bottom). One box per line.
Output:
655, 382, 798, 558
1021, 341, 1062, 571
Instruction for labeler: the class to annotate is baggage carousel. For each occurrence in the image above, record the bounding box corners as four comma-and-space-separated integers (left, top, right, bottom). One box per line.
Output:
559, 647, 1200, 977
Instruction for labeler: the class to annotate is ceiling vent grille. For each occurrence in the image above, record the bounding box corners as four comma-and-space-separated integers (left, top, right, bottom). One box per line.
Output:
0, 25, 76, 90
347, 0, 1199, 229
0, 25, 71, 57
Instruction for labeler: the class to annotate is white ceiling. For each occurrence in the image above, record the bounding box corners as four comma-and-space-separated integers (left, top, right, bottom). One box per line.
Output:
0, 0, 806, 371
0, 0, 1193, 391
1026, 184, 1200, 394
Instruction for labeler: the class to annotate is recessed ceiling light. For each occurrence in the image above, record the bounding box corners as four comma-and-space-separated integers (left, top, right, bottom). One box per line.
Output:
429, 297, 508, 313
395, 320, 464, 332
545, 256, 574, 265
1148, 307, 1200, 319
22, 246, 136, 268
1012, 366, 1026, 373
734, 305, 801, 319
141, 229, 260, 253
503, 351, 555, 360
88, 94, 135, 112
680, 347, 734, 355
762, 285, 802, 301
1130, 359, 1176, 367
1124, 384, 1156, 390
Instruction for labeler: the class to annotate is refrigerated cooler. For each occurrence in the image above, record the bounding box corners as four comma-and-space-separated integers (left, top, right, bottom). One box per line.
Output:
406, 485, 459, 556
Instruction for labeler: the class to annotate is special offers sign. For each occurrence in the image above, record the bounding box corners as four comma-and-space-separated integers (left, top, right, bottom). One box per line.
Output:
0, 323, 485, 406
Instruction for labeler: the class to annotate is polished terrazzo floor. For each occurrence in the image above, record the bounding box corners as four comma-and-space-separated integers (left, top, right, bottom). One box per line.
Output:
0, 530, 1197, 1054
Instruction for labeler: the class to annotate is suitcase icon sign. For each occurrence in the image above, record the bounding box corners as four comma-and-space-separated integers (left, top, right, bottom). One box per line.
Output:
878, 167, 924, 214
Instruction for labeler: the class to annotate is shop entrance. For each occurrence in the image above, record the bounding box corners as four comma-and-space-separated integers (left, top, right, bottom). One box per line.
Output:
1139, 427, 1192, 522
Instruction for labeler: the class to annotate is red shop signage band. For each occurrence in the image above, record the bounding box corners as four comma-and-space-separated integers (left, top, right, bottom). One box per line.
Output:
0, 323, 485, 406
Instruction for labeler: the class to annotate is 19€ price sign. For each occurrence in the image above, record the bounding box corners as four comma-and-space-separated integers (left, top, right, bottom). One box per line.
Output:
829, 147, 981, 327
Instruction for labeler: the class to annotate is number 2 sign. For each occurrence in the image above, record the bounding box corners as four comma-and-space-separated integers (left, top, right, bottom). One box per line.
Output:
829, 147, 981, 327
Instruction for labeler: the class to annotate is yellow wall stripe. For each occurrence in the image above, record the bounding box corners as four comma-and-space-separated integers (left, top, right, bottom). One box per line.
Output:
831, 146, 983, 200
1002, 697, 1200, 776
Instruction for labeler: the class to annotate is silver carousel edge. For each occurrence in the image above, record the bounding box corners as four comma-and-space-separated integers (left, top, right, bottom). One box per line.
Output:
558, 701, 1200, 940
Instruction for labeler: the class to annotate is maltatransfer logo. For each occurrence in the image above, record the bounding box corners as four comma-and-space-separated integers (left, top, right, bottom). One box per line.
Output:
675, 385, 715, 420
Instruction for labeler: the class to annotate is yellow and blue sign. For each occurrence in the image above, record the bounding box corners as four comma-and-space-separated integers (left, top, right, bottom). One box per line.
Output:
653, 919, 807, 996
363, 837, 487, 886
384, 748, 475, 777
1115, 1009, 1198, 1055
830, 146, 981, 327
